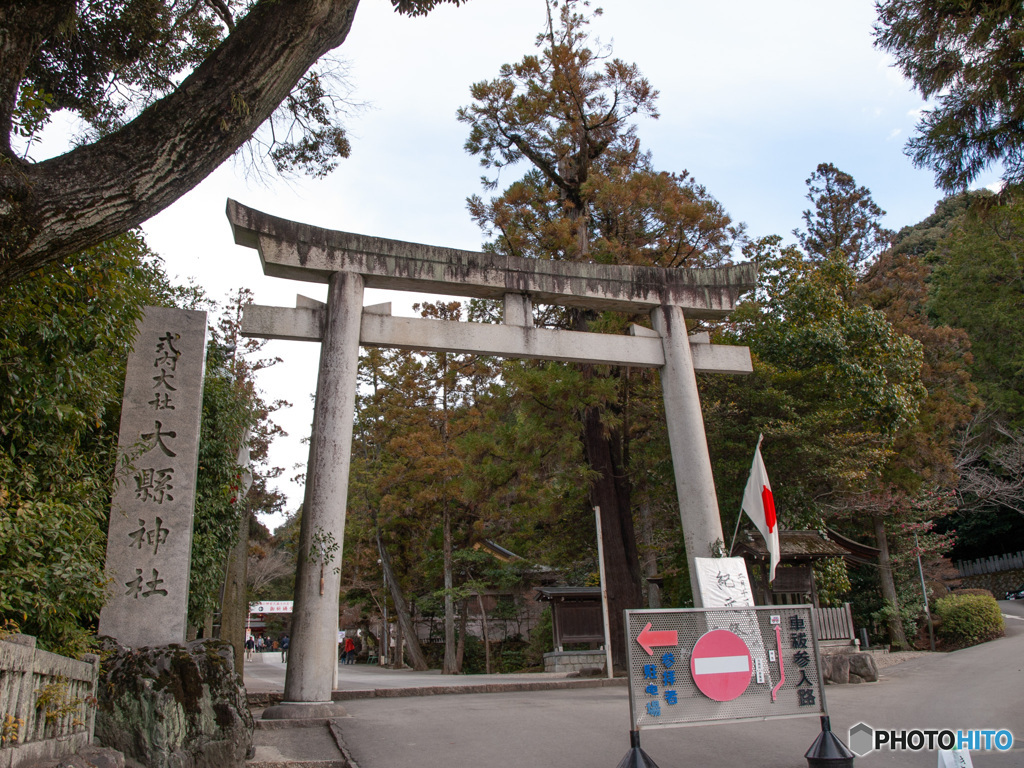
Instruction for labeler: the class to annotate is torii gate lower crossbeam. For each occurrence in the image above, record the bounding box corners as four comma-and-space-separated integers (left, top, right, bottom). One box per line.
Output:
227, 200, 755, 712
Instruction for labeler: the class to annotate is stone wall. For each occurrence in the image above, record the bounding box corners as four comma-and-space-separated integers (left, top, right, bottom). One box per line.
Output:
0, 635, 99, 768
543, 650, 606, 674
959, 568, 1024, 597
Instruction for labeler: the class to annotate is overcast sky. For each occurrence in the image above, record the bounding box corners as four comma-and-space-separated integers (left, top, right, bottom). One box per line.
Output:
103, 1, 1000, 527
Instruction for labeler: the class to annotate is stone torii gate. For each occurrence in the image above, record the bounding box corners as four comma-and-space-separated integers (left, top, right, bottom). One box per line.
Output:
227, 200, 756, 714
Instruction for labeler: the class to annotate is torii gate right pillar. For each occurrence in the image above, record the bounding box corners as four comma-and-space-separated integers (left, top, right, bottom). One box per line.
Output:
652, 304, 725, 607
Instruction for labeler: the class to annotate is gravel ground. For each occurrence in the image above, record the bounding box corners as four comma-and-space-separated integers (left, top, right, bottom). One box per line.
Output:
873, 650, 931, 669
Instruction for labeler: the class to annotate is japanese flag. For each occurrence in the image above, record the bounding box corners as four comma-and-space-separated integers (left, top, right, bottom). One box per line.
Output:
741, 435, 779, 582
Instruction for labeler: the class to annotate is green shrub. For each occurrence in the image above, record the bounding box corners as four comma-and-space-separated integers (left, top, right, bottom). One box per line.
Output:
934, 593, 1004, 649
951, 588, 994, 598
524, 607, 553, 668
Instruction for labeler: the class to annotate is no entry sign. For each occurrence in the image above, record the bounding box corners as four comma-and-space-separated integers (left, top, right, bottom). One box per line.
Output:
625, 606, 825, 730
689, 629, 752, 702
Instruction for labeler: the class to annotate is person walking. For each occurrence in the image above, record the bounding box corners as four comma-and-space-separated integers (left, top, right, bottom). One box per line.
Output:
245, 635, 255, 662
344, 635, 356, 665
280, 634, 289, 663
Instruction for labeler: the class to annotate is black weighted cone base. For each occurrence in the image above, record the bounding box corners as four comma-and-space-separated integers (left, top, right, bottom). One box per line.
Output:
616, 731, 661, 768
805, 716, 855, 767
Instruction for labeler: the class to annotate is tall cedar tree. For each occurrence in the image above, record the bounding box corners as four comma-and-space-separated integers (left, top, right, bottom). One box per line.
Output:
875, 1, 1024, 191
458, 0, 740, 666
796, 163, 893, 273
0, 0, 465, 286
348, 346, 432, 670
415, 301, 490, 673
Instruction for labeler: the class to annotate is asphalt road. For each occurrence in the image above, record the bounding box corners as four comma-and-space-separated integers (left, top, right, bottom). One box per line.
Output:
332, 607, 1024, 768
1002, 597, 1024, 619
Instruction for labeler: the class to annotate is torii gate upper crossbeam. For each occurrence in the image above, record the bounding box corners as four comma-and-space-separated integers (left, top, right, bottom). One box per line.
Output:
227, 200, 755, 317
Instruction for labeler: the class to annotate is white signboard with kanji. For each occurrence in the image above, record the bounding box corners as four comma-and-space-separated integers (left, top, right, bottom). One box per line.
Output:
625, 606, 826, 730
694, 557, 755, 607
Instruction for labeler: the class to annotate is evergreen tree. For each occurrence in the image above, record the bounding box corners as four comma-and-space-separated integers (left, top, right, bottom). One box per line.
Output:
459, 0, 740, 666
796, 162, 893, 273
875, 0, 1024, 190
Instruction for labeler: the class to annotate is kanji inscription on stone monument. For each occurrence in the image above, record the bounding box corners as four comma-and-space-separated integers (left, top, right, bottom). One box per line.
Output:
98, 306, 207, 647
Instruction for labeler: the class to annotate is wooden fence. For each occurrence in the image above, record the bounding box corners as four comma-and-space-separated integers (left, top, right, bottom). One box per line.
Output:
813, 603, 856, 646
0, 635, 99, 768
955, 551, 1024, 577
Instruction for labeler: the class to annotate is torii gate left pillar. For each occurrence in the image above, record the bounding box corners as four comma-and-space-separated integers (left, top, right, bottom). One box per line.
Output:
227, 200, 756, 713
281, 271, 363, 709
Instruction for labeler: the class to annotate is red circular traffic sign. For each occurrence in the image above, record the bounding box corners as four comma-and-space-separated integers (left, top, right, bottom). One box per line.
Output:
689, 629, 752, 702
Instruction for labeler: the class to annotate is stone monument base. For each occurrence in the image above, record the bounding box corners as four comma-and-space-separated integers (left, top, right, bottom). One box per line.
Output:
95, 638, 253, 768
543, 650, 606, 674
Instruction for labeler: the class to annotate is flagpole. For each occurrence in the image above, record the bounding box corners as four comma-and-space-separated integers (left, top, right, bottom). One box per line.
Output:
728, 506, 744, 557
730, 434, 765, 556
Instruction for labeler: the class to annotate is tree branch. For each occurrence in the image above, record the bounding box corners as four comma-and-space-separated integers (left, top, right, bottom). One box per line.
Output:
0, 0, 360, 286
0, 1, 74, 155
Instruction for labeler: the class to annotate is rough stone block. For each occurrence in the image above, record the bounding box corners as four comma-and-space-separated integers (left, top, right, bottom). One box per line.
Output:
848, 652, 879, 683
827, 654, 850, 684
13, 746, 125, 768
95, 639, 252, 768
822, 651, 878, 685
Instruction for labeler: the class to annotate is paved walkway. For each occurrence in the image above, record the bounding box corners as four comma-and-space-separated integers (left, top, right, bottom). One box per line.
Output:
245, 653, 598, 690
244, 656, 621, 767
244, 653, 621, 704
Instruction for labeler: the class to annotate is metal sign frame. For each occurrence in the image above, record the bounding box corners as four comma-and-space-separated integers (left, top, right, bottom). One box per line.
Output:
624, 605, 828, 731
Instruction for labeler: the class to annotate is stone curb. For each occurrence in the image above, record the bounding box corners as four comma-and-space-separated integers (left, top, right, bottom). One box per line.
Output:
256, 718, 340, 730
248, 676, 626, 709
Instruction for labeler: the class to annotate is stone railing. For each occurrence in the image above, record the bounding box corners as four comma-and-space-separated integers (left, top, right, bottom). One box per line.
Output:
0, 635, 99, 768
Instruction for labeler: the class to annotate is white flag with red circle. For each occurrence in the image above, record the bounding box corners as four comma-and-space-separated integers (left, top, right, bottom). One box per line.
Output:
741, 435, 779, 582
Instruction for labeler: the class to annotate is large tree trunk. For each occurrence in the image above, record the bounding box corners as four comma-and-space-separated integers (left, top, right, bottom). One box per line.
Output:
376, 532, 429, 671
873, 514, 909, 649
0, 0, 360, 285
638, 500, 662, 609
220, 509, 251, 672
477, 592, 492, 674
442, 499, 459, 674
583, 405, 644, 670
455, 599, 469, 671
